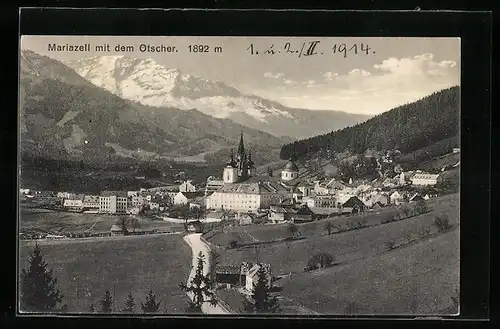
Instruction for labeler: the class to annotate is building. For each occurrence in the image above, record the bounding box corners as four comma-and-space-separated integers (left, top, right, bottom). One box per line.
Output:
411, 173, 439, 186
453, 147, 460, 154
281, 160, 299, 181
390, 191, 404, 204
342, 196, 366, 214
63, 194, 85, 211
207, 179, 291, 212
179, 180, 196, 193
204, 177, 225, 196
306, 195, 337, 208
409, 193, 425, 202
174, 191, 204, 206
99, 191, 128, 214
110, 224, 126, 236
186, 220, 204, 233
236, 212, 253, 226
337, 188, 356, 204
245, 263, 272, 292
222, 132, 257, 184
189, 196, 207, 209
215, 265, 243, 287
82, 195, 100, 210
310, 207, 340, 219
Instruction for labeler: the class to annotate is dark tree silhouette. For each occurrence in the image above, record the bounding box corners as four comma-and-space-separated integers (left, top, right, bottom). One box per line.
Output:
88, 303, 95, 313
123, 292, 135, 313
116, 216, 129, 235
20, 243, 67, 312
243, 266, 280, 314
141, 290, 161, 313
280, 87, 459, 162
324, 221, 335, 235
286, 223, 299, 240
129, 217, 140, 233
99, 290, 113, 313
179, 252, 217, 313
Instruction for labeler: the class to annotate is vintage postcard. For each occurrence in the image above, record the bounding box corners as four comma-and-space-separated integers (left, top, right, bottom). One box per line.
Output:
18, 35, 460, 316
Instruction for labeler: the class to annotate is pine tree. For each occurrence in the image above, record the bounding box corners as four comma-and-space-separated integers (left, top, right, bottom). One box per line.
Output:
88, 303, 95, 313
123, 292, 135, 313
179, 251, 217, 313
20, 243, 66, 312
99, 290, 113, 313
243, 266, 280, 314
141, 290, 161, 313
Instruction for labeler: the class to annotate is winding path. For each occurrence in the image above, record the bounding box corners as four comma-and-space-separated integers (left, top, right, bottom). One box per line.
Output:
183, 233, 233, 315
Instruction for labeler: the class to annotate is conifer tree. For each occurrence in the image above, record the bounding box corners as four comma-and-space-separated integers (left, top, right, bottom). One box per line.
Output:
20, 243, 66, 312
99, 290, 113, 313
88, 303, 95, 313
123, 292, 135, 313
243, 266, 280, 314
141, 290, 161, 313
179, 251, 217, 313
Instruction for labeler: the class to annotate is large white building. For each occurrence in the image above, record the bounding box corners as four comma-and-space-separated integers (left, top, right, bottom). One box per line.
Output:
206, 133, 300, 212
411, 173, 439, 186
99, 191, 128, 214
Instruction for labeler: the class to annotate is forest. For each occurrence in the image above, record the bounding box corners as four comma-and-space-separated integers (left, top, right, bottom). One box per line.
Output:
280, 86, 460, 161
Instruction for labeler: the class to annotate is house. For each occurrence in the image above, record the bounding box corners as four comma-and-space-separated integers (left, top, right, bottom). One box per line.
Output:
179, 180, 197, 193
110, 224, 126, 236
390, 191, 404, 205
289, 205, 315, 223
82, 195, 100, 210
63, 194, 85, 211
306, 195, 337, 208
310, 207, 339, 220
453, 147, 460, 154
205, 211, 232, 222
337, 188, 356, 204
174, 191, 204, 206
127, 191, 139, 198
342, 196, 366, 214
236, 212, 253, 226
268, 205, 295, 223
411, 173, 439, 186
215, 265, 244, 287
245, 263, 272, 292
187, 220, 204, 233
99, 191, 128, 214
409, 193, 425, 202
367, 193, 390, 207
371, 201, 385, 209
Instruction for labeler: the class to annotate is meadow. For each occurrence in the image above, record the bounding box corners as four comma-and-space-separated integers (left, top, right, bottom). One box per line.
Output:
20, 208, 182, 235
19, 234, 192, 314
205, 193, 459, 315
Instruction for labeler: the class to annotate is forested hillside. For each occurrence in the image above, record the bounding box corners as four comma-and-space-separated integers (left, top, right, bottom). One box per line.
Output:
280, 86, 460, 160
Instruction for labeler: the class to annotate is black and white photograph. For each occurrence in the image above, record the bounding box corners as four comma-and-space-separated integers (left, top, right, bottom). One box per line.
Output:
18, 35, 460, 316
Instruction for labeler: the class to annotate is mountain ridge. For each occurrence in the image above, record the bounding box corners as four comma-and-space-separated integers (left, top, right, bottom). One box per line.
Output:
19, 49, 289, 165
64, 55, 371, 139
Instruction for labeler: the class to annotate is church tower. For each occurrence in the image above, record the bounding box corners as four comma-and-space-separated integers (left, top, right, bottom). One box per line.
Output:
223, 149, 238, 184
247, 151, 256, 177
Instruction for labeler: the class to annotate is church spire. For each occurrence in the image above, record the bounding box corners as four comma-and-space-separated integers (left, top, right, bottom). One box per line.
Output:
237, 130, 245, 159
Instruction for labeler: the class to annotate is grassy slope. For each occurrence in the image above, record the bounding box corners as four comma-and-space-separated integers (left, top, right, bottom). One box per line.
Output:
206, 193, 459, 314
19, 234, 192, 313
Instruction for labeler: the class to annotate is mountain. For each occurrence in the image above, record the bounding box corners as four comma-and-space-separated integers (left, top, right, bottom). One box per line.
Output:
281, 86, 460, 161
19, 50, 288, 165
64, 56, 370, 139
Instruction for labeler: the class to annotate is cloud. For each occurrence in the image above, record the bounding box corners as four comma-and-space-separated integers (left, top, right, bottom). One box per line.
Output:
372, 53, 457, 78
323, 71, 338, 81
264, 72, 284, 79
283, 79, 296, 85
348, 69, 372, 77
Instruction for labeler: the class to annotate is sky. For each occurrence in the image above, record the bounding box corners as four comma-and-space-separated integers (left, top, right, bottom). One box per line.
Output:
21, 36, 460, 115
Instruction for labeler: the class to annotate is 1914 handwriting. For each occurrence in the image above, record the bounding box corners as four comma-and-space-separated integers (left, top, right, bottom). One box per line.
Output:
246, 41, 375, 58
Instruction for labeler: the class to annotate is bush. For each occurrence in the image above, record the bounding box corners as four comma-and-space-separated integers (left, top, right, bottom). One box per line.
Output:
434, 215, 452, 232
228, 239, 239, 249
414, 200, 429, 214
305, 252, 335, 271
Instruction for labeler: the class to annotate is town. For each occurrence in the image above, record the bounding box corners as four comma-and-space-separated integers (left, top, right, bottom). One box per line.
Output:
19, 133, 457, 239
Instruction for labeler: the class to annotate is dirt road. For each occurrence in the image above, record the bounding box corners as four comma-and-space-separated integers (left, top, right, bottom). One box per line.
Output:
183, 233, 233, 315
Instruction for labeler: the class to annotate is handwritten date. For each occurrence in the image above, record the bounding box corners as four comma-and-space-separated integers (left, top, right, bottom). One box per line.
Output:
246, 41, 374, 58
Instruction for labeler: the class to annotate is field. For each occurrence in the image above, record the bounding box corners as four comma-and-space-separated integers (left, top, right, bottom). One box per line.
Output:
205, 193, 459, 315
19, 234, 192, 314
20, 208, 183, 234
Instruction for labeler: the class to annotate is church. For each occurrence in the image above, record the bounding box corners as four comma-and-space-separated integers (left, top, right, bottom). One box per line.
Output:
206, 132, 301, 212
